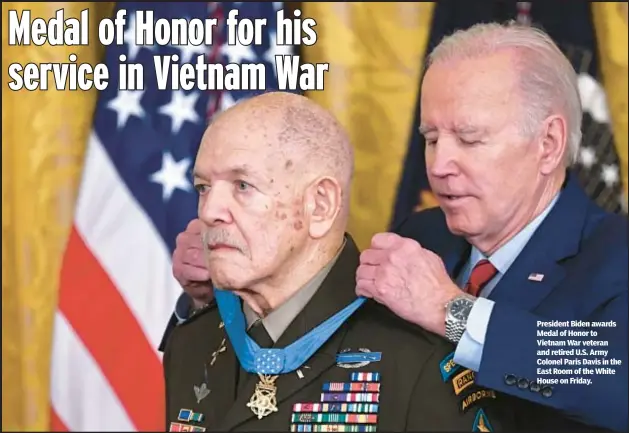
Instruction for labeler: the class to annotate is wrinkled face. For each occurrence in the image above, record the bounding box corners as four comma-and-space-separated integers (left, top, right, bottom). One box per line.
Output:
420, 52, 545, 246
193, 116, 309, 290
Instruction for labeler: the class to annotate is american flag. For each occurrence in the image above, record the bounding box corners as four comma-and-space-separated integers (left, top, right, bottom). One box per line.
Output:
50, 2, 292, 431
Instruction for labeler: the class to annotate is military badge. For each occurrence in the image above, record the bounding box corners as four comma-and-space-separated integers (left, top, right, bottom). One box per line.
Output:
472, 408, 493, 432
169, 421, 206, 432
193, 322, 225, 404
336, 348, 382, 369
177, 408, 204, 423
439, 351, 462, 381
247, 373, 280, 419
460, 389, 497, 413
451, 368, 475, 395
193, 383, 210, 404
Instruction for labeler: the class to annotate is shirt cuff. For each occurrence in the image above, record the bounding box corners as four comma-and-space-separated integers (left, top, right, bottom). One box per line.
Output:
174, 293, 191, 324
453, 297, 495, 371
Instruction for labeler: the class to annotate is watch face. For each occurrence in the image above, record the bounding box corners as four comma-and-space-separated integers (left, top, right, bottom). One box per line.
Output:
450, 298, 473, 320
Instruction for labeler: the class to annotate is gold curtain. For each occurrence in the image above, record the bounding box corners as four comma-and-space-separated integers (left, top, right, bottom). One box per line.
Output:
592, 2, 629, 202
1, 2, 113, 431
301, 2, 435, 250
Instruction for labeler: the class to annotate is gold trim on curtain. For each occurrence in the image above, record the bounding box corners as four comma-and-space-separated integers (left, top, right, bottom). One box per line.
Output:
302, 2, 435, 250
592, 2, 628, 204
2, 2, 113, 430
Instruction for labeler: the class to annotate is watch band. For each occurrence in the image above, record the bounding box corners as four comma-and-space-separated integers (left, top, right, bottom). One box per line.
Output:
445, 317, 467, 344
445, 295, 476, 344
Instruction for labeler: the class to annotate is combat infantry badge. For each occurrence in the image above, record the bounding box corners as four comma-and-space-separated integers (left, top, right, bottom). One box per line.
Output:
336, 348, 382, 369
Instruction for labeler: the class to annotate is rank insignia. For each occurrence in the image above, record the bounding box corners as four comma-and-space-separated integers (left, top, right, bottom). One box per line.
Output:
169, 422, 206, 432
439, 351, 461, 381
472, 408, 493, 432
451, 368, 475, 395
460, 389, 497, 413
177, 408, 204, 423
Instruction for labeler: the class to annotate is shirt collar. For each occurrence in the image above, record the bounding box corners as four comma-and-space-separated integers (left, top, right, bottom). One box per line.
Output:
243, 238, 346, 343
469, 192, 561, 274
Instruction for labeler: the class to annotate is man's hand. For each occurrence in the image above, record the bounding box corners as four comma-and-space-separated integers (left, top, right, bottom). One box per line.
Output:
173, 219, 214, 308
356, 232, 463, 336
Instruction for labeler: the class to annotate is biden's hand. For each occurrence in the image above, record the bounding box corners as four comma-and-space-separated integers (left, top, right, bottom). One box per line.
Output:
172, 218, 214, 308
356, 232, 462, 336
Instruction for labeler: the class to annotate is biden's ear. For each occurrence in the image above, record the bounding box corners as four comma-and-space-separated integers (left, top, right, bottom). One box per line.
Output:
539, 114, 568, 174
305, 176, 342, 239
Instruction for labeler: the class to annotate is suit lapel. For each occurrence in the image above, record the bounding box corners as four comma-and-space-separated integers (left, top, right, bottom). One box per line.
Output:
217, 235, 363, 431
444, 236, 471, 278
487, 173, 589, 310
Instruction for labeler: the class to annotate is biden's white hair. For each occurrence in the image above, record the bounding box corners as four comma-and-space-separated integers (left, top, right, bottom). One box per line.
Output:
427, 21, 582, 166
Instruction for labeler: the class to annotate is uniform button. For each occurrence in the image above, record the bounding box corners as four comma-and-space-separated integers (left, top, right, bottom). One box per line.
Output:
541, 386, 553, 398
517, 378, 529, 389
504, 374, 517, 386
529, 381, 541, 393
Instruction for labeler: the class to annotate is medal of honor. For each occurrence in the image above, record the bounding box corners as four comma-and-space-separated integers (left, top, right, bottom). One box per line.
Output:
246, 374, 280, 419
214, 288, 366, 422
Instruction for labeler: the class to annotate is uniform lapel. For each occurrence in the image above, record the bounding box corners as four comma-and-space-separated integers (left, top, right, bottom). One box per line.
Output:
217, 235, 363, 431
195, 313, 239, 426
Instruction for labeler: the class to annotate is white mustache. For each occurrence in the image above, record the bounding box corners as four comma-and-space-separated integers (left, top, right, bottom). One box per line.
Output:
201, 229, 246, 253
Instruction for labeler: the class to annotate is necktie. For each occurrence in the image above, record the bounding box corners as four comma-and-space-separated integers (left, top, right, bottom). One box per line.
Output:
247, 320, 273, 348
465, 259, 498, 297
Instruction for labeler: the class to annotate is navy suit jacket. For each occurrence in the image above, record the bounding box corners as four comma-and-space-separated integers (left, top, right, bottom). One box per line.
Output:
395, 173, 628, 432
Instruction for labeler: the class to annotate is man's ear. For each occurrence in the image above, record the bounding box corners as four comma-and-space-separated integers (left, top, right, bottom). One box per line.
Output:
539, 114, 568, 174
305, 176, 342, 239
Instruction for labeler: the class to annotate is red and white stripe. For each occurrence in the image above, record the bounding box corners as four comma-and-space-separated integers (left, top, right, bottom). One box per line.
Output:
50, 133, 182, 431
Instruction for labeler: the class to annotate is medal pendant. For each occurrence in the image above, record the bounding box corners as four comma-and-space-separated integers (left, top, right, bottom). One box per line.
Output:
246, 374, 279, 419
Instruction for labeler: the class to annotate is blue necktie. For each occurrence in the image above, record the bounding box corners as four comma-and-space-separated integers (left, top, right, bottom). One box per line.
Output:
214, 288, 366, 375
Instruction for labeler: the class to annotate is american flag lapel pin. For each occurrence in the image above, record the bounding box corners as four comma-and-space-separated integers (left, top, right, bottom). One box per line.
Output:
528, 273, 544, 282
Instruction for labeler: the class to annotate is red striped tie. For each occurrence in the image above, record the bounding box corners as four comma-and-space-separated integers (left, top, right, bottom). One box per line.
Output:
465, 259, 498, 297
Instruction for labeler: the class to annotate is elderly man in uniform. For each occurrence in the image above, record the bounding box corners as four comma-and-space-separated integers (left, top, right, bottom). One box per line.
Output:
160, 92, 511, 432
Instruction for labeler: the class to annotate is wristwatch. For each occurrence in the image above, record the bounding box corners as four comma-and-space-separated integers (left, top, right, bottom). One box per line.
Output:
445, 294, 477, 344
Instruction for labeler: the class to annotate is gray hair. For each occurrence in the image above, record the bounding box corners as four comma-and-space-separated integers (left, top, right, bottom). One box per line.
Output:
427, 21, 582, 166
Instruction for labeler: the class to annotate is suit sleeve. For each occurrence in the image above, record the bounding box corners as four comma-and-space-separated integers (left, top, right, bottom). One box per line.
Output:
476, 290, 628, 432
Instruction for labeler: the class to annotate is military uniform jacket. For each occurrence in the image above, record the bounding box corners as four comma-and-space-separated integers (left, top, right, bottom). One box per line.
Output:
162, 237, 515, 432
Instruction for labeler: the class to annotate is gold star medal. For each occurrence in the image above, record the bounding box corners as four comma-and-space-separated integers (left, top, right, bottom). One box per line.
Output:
246, 374, 279, 419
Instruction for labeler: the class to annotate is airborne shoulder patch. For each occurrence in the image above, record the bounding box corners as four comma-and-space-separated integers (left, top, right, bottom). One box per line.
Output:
460, 388, 497, 413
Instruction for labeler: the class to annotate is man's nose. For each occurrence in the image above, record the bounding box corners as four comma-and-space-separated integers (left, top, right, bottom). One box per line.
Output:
198, 185, 234, 226
427, 138, 459, 178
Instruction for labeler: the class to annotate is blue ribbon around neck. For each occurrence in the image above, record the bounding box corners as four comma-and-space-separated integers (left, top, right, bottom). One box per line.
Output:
214, 288, 366, 375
